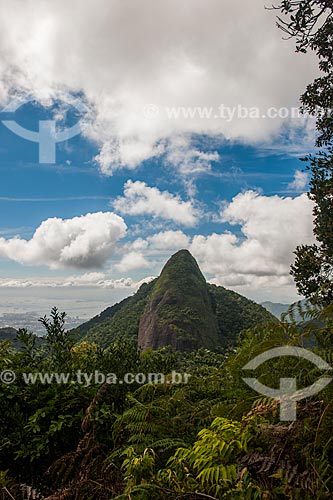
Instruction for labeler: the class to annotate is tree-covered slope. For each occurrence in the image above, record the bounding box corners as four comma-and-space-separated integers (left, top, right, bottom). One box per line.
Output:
208, 284, 276, 347
138, 250, 220, 351
78, 250, 275, 350
1, 303, 332, 499
73, 280, 156, 347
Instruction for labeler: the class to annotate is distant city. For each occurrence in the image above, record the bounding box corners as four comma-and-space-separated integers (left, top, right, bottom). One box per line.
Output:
0, 312, 86, 335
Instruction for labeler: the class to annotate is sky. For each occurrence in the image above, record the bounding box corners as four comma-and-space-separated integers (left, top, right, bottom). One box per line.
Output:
0, 0, 320, 317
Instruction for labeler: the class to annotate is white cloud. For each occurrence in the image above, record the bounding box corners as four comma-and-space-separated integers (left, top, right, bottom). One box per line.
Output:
129, 238, 149, 251
165, 136, 220, 195
0, 277, 109, 288
95, 138, 165, 176
190, 191, 315, 297
166, 136, 220, 175
147, 230, 190, 250
287, 170, 309, 192
113, 180, 199, 227
0, 212, 127, 269
0, 189, 315, 303
115, 251, 150, 273
0, 275, 155, 289
67, 272, 106, 283
0, 0, 318, 172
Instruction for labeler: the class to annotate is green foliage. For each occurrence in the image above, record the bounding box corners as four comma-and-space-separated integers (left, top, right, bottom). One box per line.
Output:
167, 417, 256, 494
117, 416, 264, 499
1, 303, 333, 499
274, 1, 333, 305
2, 7, 333, 499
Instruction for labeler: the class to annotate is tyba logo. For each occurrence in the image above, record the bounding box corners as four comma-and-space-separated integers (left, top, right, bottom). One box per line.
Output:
1, 92, 90, 163
242, 346, 332, 421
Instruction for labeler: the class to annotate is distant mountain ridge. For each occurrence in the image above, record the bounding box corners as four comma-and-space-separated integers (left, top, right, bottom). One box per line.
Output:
261, 300, 306, 321
0, 327, 18, 342
0, 327, 44, 350
261, 301, 292, 319
74, 250, 275, 351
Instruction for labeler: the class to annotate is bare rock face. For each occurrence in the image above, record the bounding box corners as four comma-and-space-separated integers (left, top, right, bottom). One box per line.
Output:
138, 250, 220, 352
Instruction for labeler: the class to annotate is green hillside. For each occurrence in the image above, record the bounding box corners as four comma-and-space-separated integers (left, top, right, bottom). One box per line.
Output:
208, 284, 275, 347
138, 250, 220, 351
73, 279, 156, 346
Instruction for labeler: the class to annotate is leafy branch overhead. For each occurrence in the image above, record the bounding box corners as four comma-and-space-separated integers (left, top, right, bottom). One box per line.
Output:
271, 1, 333, 306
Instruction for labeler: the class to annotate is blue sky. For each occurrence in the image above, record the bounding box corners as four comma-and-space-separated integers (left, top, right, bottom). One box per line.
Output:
0, 0, 319, 315
0, 101, 313, 291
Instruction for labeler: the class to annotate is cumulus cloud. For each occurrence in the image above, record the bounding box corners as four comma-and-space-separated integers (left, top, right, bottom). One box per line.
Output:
287, 170, 309, 192
0, 0, 318, 172
113, 180, 199, 226
115, 251, 150, 273
190, 191, 315, 292
165, 136, 220, 195
129, 238, 149, 251
0, 190, 315, 302
0, 212, 127, 269
111, 190, 314, 301
147, 230, 190, 250
166, 137, 220, 175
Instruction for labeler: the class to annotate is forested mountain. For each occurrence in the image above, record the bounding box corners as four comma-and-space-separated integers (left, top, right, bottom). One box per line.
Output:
0, 327, 45, 350
261, 301, 291, 319
261, 301, 307, 321
0, 327, 17, 342
74, 250, 275, 350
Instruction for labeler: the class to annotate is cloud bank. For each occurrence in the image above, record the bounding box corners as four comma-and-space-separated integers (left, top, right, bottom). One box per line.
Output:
190, 191, 315, 292
0, 212, 127, 269
0, 190, 314, 301
0, 0, 318, 172
112, 190, 315, 299
0, 275, 156, 289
